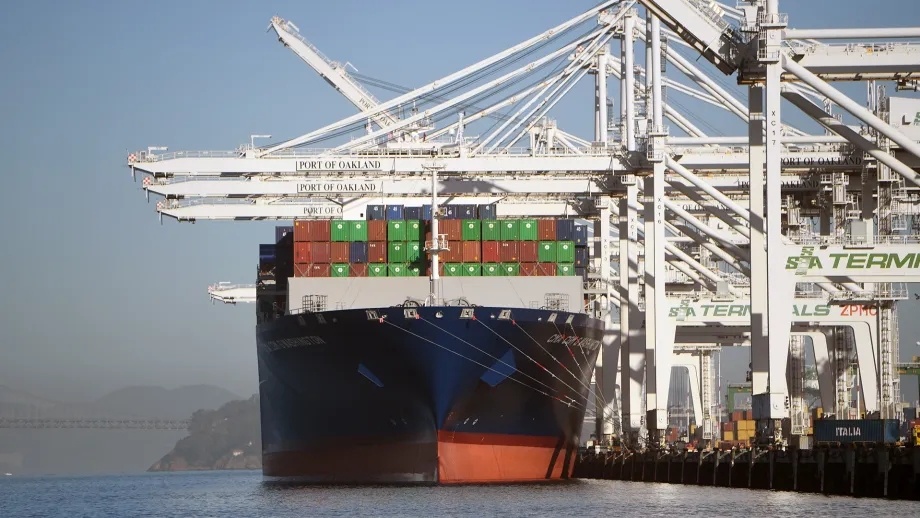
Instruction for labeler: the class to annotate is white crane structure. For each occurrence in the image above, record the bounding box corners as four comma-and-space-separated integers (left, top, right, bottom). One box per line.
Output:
127, 0, 920, 448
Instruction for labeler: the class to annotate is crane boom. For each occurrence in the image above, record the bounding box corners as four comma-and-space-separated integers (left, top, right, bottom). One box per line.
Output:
269, 17, 401, 130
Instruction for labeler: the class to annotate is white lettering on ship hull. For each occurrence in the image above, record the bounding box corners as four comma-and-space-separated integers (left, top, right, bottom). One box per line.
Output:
547, 333, 601, 352
261, 336, 327, 352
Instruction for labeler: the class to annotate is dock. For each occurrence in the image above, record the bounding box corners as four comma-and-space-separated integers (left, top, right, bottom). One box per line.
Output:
573, 445, 920, 500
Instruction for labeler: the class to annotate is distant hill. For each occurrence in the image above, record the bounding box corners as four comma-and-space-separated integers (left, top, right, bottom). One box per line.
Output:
149, 395, 261, 472
0, 385, 60, 412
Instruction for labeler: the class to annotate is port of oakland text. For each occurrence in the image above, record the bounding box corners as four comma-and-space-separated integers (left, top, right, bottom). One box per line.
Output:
546, 333, 601, 351
296, 181, 381, 194
780, 156, 862, 168
296, 159, 383, 172
786, 248, 920, 270
302, 205, 343, 216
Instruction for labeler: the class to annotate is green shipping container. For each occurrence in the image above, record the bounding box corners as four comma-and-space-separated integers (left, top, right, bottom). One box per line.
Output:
501, 263, 520, 276
461, 220, 481, 241
387, 220, 407, 241
482, 220, 501, 241
407, 242, 422, 262
556, 241, 575, 263
407, 264, 422, 276
407, 220, 422, 241
348, 220, 367, 241
556, 263, 575, 276
388, 242, 408, 263
331, 263, 350, 277
519, 219, 538, 241
482, 263, 502, 277
538, 241, 557, 262
368, 264, 388, 277
500, 220, 520, 240
444, 263, 463, 277
388, 264, 409, 277
461, 263, 482, 276
331, 221, 350, 242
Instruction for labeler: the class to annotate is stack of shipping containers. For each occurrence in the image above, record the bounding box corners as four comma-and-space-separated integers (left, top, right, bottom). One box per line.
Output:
279, 203, 592, 280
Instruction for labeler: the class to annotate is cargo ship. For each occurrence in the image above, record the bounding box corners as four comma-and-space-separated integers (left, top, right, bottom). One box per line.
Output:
255, 198, 605, 484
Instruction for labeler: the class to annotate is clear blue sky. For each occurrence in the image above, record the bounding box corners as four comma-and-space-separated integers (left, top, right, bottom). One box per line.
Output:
1, 0, 918, 404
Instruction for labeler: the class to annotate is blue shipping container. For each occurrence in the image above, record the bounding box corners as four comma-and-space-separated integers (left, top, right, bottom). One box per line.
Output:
367, 205, 386, 221
275, 226, 293, 243
259, 244, 276, 261
386, 205, 405, 220
422, 204, 433, 221
404, 206, 422, 220
574, 224, 588, 246
459, 204, 477, 219
556, 219, 575, 241
813, 419, 900, 444
349, 242, 368, 263
444, 205, 461, 220
575, 267, 587, 281
479, 204, 497, 220
574, 247, 589, 267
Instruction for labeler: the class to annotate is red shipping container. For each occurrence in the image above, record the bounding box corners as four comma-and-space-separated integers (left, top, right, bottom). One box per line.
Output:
294, 242, 311, 264
368, 220, 387, 241
519, 241, 538, 263
308, 264, 331, 277
519, 263, 538, 276
537, 262, 556, 276
442, 219, 462, 241
368, 241, 387, 263
349, 263, 368, 277
294, 264, 311, 277
309, 220, 331, 242
294, 220, 310, 242
481, 241, 500, 263
331, 242, 350, 263
443, 241, 462, 263
537, 219, 557, 241
310, 242, 332, 264
461, 241, 481, 263
500, 241, 519, 262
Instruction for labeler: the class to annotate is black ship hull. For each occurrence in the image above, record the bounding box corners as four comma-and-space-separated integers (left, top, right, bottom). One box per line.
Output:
256, 305, 604, 483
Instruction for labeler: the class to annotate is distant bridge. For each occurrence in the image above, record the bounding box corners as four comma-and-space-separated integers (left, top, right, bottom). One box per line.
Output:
0, 418, 190, 430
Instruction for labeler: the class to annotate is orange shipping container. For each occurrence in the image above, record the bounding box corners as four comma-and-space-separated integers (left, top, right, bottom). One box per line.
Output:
349, 264, 368, 277
441, 219, 462, 241
294, 264, 311, 277
500, 242, 519, 262
308, 220, 331, 242
294, 220, 311, 242
481, 241, 501, 263
294, 242, 311, 264
442, 241, 462, 263
519, 263, 538, 276
310, 242, 332, 264
331, 242, 350, 263
519, 241, 538, 263
367, 241, 387, 263
461, 241, 481, 263
307, 264, 331, 277
537, 219, 557, 241
537, 262, 556, 276
368, 220, 387, 241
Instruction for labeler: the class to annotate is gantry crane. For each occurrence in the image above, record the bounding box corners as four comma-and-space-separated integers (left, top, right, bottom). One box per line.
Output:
126, 0, 920, 447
